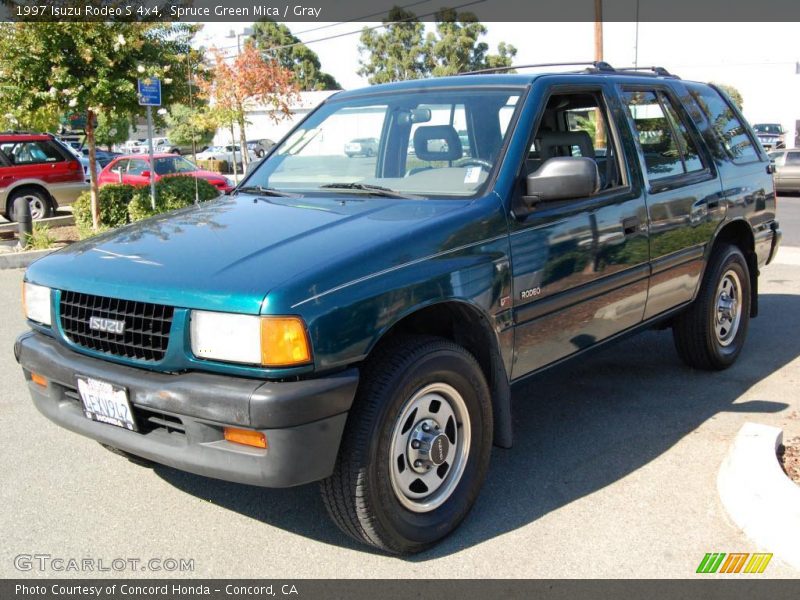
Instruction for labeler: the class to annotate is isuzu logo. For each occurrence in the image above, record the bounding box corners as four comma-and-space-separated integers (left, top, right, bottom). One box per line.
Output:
89, 316, 125, 334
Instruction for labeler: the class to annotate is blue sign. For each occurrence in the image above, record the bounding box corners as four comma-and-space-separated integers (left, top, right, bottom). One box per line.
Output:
137, 78, 161, 106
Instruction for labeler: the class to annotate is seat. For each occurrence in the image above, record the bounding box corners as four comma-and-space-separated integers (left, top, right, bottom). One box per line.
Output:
538, 130, 595, 160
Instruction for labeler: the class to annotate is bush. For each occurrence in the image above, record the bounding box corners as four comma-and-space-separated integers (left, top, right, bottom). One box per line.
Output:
128, 176, 220, 222
24, 223, 56, 250
73, 184, 138, 238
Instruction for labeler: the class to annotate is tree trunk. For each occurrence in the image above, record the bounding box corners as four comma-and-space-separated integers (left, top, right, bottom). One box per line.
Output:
237, 112, 249, 168
229, 122, 238, 180
85, 110, 100, 230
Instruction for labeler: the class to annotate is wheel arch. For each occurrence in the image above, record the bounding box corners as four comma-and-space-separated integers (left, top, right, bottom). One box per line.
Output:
707, 218, 758, 317
363, 299, 513, 449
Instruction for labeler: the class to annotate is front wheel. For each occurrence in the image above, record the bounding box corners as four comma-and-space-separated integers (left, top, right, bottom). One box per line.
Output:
673, 244, 751, 370
321, 336, 492, 554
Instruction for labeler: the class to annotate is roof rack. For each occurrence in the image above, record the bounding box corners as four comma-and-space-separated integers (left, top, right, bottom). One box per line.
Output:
615, 66, 680, 79
0, 130, 48, 135
457, 61, 679, 79
457, 61, 615, 76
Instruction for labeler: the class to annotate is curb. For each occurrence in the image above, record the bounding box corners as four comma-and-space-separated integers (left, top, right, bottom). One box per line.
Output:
0, 248, 56, 270
718, 423, 800, 571
0, 213, 74, 233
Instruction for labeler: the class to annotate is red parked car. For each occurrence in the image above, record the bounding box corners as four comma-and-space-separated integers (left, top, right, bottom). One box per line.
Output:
98, 154, 235, 194
0, 132, 88, 220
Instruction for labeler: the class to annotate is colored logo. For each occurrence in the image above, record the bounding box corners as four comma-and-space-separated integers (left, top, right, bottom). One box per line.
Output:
696, 552, 772, 574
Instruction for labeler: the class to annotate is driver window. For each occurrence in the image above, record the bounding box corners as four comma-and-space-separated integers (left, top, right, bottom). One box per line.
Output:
527, 90, 624, 192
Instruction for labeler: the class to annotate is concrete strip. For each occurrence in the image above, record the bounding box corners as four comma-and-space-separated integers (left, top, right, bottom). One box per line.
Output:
718, 423, 800, 571
772, 245, 800, 266
0, 213, 74, 233
0, 248, 55, 270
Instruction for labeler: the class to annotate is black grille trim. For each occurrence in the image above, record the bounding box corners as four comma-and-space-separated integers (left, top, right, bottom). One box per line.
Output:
59, 291, 174, 362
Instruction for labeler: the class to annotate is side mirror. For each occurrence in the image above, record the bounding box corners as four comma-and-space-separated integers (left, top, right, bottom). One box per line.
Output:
140, 170, 151, 178
517, 157, 599, 216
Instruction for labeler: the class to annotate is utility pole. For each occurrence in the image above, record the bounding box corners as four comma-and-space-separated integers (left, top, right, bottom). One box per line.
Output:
594, 0, 603, 63
594, 0, 606, 148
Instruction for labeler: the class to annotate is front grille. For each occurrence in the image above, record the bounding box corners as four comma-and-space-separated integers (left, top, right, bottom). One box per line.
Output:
60, 291, 174, 362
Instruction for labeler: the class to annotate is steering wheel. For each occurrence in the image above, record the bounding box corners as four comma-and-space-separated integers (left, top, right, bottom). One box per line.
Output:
454, 158, 493, 170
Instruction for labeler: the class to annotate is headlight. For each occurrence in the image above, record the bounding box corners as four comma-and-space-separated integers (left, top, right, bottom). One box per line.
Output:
190, 311, 311, 367
23, 282, 52, 326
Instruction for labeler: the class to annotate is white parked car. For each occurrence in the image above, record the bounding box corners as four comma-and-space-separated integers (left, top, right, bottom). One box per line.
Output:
195, 144, 257, 166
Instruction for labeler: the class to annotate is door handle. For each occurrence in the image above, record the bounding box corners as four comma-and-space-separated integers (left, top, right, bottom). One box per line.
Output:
622, 217, 640, 236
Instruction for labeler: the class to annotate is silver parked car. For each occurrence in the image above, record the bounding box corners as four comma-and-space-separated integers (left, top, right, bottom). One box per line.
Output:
769, 150, 800, 193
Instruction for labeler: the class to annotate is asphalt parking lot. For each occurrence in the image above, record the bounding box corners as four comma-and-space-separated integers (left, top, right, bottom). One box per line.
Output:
1, 208, 799, 578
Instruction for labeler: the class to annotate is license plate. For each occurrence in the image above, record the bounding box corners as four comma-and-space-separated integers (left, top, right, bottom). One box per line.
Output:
76, 377, 136, 431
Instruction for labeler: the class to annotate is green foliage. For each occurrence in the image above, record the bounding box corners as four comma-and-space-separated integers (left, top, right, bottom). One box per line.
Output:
358, 8, 428, 84
94, 112, 132, 150
358, 8, 517, 83
712, 82, 744, 110
73, 185, 136, 238
24, 223, 56, 250
165, 103, 216, 150
128, 176, 219, 222
251, 20, 341, 91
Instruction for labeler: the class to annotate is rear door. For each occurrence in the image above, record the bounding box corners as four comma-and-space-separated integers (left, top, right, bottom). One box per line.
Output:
618, 84, 723, 319
509, 79, 650, 378
782, 151, 800, 190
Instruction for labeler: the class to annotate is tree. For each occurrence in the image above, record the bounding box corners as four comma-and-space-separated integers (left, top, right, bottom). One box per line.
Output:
165, 104, 217, 157
712, 82, 744, 110
251, 21, 341, 91
424, 10, 517, 76
94, 112, 133, 151
199, 46, 298, 170
358, 8, 428, 84
358, 8, 517, 84
0, 22, 197, 230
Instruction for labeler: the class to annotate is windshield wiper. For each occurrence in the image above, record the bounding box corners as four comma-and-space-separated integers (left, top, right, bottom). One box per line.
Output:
319, 182, 418, 199
236, 185, 298, 198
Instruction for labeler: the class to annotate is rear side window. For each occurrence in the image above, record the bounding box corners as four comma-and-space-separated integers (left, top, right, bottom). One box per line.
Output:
0, 140, 66, 165
685, 83, 759, 164
621, 90, 705, 181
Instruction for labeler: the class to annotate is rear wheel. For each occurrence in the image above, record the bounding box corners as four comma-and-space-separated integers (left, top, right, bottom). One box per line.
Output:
8, 189, 53, 221
321, 336, 492, 554
673, 244, 751, 370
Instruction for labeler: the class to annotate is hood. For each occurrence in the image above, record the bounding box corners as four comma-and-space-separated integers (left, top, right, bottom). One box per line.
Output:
190, 169, 228, 181
26, 194, 466, 314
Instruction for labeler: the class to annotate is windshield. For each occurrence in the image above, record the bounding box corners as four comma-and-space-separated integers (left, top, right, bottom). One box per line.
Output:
154, 156, 199, 175
246, 88, 521, 198
754, 124, 782, 134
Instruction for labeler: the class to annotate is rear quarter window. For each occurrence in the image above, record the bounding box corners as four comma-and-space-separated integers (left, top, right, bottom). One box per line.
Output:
685, 83, 760, 164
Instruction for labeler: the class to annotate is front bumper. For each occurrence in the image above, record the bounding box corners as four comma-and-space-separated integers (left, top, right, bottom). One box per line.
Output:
15, 331, 358, 488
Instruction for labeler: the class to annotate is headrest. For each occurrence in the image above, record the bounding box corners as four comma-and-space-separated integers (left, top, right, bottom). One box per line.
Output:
413, 125, 463, 162
538, 130, 595, 159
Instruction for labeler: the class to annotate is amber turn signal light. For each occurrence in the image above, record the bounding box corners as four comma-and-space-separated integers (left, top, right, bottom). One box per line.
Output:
260, 317, 311, 367
30, 372, 47, 387
224, 427, 267, 449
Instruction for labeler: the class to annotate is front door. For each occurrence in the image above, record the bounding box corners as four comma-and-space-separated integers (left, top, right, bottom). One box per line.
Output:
509, 80, 650, 378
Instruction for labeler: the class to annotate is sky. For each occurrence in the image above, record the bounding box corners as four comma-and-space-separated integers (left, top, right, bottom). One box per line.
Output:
194, 21, 800, 136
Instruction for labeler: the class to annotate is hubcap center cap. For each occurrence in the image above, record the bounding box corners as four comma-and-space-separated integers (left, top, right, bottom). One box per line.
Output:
407, 419, 449, 473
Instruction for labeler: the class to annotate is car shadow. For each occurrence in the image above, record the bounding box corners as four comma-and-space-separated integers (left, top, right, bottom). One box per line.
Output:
154, 292, 799, 559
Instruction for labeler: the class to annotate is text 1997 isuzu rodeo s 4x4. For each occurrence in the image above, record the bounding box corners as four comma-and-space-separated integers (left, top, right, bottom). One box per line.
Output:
16, 63, 781, 554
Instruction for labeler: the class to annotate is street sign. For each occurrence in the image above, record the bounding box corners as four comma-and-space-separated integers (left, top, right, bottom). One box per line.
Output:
137, 78, 161, 106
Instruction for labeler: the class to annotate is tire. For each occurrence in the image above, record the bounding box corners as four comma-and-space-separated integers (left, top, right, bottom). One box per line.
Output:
321, 335, 493, 554
8, 189, 53, 221
673, 244, 751, 370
